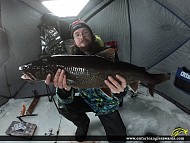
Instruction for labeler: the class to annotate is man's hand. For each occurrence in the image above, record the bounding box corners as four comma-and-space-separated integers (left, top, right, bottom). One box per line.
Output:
104, 74, 127, 94
45, 69, 71, 91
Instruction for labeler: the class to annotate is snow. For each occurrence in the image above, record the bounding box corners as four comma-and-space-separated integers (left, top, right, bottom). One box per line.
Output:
0, 85, 190, 143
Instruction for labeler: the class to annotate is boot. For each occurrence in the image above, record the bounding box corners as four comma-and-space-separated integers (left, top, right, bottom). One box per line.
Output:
75, 120, 90, 142
143, 132, 160, 143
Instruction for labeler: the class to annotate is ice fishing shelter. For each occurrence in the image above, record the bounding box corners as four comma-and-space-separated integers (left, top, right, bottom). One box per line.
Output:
0, 0, 190, 115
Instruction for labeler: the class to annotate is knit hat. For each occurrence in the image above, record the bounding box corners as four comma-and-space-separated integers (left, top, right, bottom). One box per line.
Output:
70, 20, 93, 38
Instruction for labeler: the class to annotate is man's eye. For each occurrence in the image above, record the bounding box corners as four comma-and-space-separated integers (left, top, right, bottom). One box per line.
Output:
75, 34, 80, 37
83, 31, 89, 35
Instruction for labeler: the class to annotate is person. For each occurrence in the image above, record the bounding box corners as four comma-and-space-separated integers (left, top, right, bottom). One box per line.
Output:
45, 20, 128, 142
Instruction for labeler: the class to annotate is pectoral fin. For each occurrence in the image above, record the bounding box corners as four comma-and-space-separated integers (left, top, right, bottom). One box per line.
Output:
101, 88, 112, 97
147, 83, 155, 97
128, 81, 140, 93
95, 48, 115, 62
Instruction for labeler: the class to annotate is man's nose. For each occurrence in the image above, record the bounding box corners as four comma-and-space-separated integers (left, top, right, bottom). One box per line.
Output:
79, 34, 84, 39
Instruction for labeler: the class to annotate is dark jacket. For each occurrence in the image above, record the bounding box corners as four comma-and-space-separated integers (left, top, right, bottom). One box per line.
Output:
56, 36, 127, 116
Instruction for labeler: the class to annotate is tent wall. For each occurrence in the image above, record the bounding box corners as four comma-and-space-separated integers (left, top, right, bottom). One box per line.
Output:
0, 0, 49, 103
84, 0, 131, 62
81, 0, 190, 113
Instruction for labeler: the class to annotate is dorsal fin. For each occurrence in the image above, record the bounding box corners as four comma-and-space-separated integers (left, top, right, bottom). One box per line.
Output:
95, 48, 115, 61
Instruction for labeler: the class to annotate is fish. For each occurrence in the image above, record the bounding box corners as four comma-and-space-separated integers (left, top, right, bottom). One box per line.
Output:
19, 48, 171, 96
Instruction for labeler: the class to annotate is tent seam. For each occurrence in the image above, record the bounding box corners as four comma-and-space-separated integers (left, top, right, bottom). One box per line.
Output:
127, 0, 132, 64
146, 0, 190, 69
147, 37, 190, 69
154, 0, 190, 28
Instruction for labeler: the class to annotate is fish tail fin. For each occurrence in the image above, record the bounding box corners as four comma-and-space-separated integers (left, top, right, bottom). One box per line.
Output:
147, 73, 171, 96
153, 73, 171, 84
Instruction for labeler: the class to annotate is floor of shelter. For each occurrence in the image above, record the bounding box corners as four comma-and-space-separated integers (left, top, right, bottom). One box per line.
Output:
0, 85, 190, 143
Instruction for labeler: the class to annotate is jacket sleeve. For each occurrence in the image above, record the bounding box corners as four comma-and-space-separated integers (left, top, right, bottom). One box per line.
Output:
56, 87, 75, 104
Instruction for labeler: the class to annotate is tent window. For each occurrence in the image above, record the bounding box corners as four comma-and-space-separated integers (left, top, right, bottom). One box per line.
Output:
42, 0, 89, 17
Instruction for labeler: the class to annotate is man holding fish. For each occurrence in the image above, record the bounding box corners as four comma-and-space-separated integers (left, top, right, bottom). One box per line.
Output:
45, 20, 128, 142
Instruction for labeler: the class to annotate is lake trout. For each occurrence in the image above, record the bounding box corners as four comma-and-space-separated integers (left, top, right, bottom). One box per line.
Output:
19, 48, 170, 96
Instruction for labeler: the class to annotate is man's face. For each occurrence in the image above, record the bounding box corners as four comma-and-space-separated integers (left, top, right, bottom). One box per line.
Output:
73, 27, 92, 49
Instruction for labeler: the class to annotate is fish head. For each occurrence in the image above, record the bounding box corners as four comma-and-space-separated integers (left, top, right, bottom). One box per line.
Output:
19, 57, 54, 81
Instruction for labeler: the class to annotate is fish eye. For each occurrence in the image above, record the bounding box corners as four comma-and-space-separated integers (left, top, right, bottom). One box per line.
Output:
26, 63, 32, 68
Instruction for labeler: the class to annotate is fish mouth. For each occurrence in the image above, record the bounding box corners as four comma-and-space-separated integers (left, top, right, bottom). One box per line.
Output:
21, 72, 36, 81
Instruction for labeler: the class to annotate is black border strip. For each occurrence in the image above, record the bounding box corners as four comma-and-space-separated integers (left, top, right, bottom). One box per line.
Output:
0, 135, 189, 141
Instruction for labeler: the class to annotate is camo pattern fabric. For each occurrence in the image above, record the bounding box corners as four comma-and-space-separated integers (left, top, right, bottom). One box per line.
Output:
56, 88, 120, 116
79, 88, 120, 116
